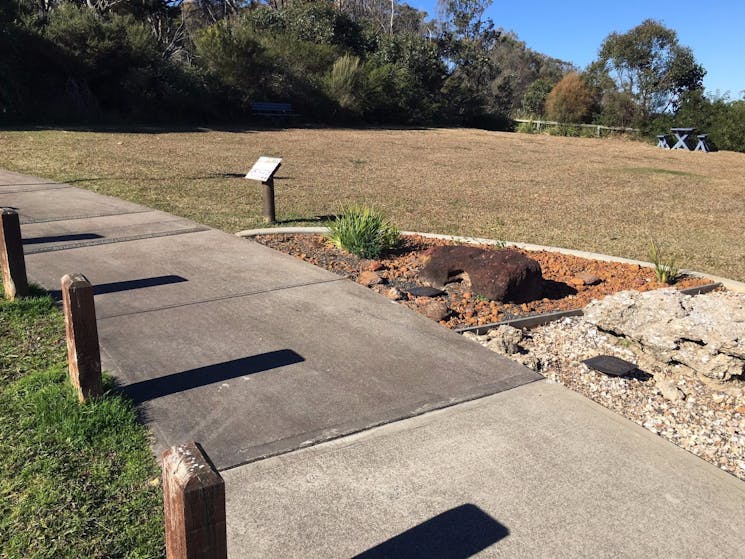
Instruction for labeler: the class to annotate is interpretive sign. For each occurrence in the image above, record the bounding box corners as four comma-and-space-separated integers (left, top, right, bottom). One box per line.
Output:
245, 156, 283, 223
245, 157, 282, 182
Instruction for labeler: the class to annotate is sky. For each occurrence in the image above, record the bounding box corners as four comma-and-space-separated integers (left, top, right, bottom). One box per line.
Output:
408, 0, 745, 98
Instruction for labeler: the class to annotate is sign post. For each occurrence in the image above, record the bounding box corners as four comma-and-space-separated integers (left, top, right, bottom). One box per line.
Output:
245, 157, 282, 224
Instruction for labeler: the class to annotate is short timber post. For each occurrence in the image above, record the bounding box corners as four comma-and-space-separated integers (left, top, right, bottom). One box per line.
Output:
162, 442, 227, 559
0, 208, 29, 300
262, 177, 276, 224
61, 273, 102, 402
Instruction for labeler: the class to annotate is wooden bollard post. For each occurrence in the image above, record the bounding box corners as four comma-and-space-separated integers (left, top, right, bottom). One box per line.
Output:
262, 177, 276, 224
61, 273, 102, 402
0, 208, 29, 300
162, 442, 227, 559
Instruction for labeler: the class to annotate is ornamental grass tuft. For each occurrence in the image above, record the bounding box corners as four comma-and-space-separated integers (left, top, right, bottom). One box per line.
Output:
648, 239, 679, 284
325, 205, 399, 259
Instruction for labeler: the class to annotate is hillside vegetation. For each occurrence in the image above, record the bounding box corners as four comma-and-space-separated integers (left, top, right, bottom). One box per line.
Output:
3, 1, 742, 150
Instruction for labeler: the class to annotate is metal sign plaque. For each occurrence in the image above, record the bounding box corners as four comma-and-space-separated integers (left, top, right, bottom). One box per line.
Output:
245, 157, 282, 182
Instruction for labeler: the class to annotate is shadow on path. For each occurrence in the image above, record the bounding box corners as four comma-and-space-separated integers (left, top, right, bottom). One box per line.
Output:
125, 350, 305, 403
354, 504, 509, 559
23, 233, 103, 245
48, 274, 188, 300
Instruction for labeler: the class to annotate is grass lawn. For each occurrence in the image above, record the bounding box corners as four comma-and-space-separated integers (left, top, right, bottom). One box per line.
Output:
1, 126, 743, 281
0, 284, 164, 559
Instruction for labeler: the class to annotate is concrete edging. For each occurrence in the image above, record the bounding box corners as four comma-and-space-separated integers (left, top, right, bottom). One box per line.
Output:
235, 227, 745, 293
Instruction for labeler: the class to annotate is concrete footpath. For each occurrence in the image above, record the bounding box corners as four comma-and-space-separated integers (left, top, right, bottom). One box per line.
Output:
3, 169, 745, 557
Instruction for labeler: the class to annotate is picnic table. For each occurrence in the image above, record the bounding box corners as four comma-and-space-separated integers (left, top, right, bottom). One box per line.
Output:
658, 128, 710, 152
670, 127, 695, 150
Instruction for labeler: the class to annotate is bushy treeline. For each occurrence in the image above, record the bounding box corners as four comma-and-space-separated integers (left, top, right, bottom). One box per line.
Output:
0, 0, 570, 126
1, 1, 216, 122
521, 19, 744, 152
5, 3, 740, 152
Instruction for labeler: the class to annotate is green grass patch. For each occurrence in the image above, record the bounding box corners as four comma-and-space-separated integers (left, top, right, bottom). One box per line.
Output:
621, 166, 700, 178
0, 284, 164, 559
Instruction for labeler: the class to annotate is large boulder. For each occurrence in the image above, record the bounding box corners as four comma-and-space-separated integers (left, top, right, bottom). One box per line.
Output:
584, 289, 745, 382
419, 246, 543, 303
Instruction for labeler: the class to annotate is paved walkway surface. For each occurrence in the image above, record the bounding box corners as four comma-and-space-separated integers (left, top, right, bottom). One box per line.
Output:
1, 169, 538, 469
3, 168, 745, 557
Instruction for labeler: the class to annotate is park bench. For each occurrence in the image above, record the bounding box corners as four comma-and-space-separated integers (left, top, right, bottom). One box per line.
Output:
250, 102, 297, 119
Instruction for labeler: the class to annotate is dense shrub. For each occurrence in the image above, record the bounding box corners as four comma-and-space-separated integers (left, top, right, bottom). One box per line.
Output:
0, 24, 69, 120
515, 121, 535, 134
323, 54, 365, 118
520, 78, 554, 118
44, 4, 162, 117
546, 72, 595, 124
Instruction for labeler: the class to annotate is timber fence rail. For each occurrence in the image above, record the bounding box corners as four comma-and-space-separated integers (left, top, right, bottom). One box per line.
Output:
513, 118, 639, 136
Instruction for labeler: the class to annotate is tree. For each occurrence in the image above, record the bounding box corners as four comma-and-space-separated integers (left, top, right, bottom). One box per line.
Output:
520, 78, 554, 117
489, 31, 573, 114
437, 0, 501, 122
591, 19, 705, 120
545, 72, 595, 123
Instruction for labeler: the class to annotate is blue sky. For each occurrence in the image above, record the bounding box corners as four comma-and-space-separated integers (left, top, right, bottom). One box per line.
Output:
409, 0, 745, 98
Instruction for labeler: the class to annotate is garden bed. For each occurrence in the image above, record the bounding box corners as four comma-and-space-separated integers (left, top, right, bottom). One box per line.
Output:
253, 233, 713, 329
253, 232, 745, 482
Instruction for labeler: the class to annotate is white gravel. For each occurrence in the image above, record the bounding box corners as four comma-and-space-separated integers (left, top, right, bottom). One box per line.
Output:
464, 316, 745, 481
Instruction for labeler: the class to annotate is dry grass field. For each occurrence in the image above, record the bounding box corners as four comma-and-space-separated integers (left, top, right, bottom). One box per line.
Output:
1, 126, 744, 281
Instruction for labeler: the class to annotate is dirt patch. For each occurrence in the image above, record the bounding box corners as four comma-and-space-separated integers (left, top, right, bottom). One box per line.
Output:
253, 233, 712, 329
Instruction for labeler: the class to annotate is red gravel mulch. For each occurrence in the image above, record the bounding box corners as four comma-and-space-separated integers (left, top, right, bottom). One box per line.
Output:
253, 233, 713, 330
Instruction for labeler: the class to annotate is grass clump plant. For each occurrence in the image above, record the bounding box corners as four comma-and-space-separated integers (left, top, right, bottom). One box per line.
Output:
326, 205, 400, 259
648, 239, 679, 284
0, 283, 164, 558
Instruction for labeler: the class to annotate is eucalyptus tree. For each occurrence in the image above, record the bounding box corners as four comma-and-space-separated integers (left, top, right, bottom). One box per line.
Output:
590, 19, 705, 121
436, 0, 501, 121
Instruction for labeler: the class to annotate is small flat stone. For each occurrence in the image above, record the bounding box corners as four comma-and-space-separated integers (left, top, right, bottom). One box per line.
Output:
361, 260, 385, 272
574, 272, 601, 286
582, 355, 638, 376
407, 286, 446, 298
419, 300, 451, 321
357, 271, 383, 287
657, 379, 686, 402
384, 287, 404, 301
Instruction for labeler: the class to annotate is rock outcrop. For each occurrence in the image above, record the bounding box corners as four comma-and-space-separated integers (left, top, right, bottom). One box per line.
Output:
419, 246, 543, 303
584, 289, 745, 382
485, 325, 524, 355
